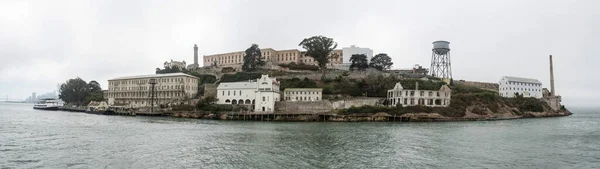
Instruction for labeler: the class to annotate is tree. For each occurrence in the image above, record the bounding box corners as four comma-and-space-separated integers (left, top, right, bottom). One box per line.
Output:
59, 77, 90, 106
298, 35, 338, 78
369, 53, 393, 71
349, 54, 369, 71
88, 80, 101, 92
242, 44, 264, 71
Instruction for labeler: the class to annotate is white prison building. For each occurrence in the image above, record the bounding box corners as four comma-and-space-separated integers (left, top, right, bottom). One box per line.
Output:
498, 76, 543, 98
105, 73, 199, 108
216, 75, 280, 112
283, 88, 322, 101
387, 82, 452, 107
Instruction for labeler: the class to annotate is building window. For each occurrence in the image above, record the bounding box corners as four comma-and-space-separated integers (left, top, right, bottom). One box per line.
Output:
262, 96, 265, 102
228, 91, 230, 96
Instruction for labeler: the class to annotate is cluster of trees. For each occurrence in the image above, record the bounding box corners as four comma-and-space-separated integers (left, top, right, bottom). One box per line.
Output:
349, 53, 393, 71
58, 78, 104, 106
241, 35, 339, 79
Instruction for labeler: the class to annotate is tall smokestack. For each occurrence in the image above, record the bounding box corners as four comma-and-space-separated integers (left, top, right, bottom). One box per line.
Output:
550, 55, 555, 96
194, 44, 198, 65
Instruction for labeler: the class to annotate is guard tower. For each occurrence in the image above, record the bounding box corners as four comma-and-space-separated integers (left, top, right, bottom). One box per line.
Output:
430, 41, 452, 79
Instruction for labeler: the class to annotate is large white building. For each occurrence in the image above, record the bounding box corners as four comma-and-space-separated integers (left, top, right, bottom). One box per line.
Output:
283, 88, 322, 101
217, 75, 280, 112
387, 82, 452, 107
105, 73, 200, 108
498, 76, 543, 98
342, 45, 373, 64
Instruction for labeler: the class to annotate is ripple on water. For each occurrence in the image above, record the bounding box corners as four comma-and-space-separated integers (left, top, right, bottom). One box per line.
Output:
1, 103, 599, 169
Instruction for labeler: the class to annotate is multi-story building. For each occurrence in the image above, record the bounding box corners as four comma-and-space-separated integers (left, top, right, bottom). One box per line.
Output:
387, 82, 452, 107
342, 45, 373, 64
498, 76, 543, 98
106, 73, 199, 108
283, 88, 323, 101
216, 75, 280, 112
164, 59, 186, 69
203, 48, 344, 70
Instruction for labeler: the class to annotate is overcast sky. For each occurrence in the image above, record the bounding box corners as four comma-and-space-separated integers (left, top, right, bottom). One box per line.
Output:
0, 0, 598, 107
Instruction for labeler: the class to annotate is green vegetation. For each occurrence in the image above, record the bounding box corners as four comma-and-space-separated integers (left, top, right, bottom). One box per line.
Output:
280, 78, 317, 91
399, 79, 447, 90
298, 35, 339, 80
242, 44, 265, 71
221, 67, 236, 73
220, 72, 262, 83
369, 53, 393, 71
59, 78, 104, 106
278, 62, 320, 71
349, 54, 369, 71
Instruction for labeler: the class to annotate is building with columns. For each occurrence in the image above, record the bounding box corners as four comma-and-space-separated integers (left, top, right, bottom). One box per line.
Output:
216, 75, 280, 112
387, 82, 452, 107
202, 48, 345, 70
105, 73, 199, 108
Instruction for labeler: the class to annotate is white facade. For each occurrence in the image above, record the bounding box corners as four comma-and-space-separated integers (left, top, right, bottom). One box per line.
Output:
164, 59, 187, 69
106, 73, 199, 108
283, 88, 322, 101
217, 75, 280, 112
387, 82, 452, 107
498, 76, 543, 98
342, 45, 374, 64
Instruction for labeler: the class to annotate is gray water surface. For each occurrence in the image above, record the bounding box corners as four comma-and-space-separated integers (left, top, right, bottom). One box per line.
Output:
1, 102, 598, 169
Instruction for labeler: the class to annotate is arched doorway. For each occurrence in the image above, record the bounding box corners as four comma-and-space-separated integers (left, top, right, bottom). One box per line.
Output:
232, 100, 237, 104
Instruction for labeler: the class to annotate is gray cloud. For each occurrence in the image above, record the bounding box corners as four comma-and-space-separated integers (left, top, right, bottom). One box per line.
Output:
0, 0, 598, 107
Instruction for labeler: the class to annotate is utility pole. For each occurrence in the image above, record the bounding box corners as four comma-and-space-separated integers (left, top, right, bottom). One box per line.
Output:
149, 79, 157, 113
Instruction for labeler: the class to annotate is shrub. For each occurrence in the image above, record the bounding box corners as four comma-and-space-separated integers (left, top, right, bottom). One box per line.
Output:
221, 67, 236, 73
221, 72, 262, 82
279, 63, 320, 71
172, 104, 195, 111
280, 77, 317, 91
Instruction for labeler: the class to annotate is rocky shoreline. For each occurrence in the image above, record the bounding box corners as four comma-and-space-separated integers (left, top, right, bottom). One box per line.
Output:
167, 110, 572, 122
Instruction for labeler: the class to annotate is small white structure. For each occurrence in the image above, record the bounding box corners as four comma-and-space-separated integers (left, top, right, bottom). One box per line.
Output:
387, 82, 452, 107
498, 76, 542, 98
217, 75, 280, 112
164, 59, 187, 69
283, 88, 322, 101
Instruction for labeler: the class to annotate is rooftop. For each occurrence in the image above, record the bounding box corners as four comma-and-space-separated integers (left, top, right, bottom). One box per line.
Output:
109, 73, 198, 81
217, 81, 258, 89
503, 76, 542, 84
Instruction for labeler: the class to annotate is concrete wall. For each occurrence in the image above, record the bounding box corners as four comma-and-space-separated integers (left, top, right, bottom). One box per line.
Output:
275, 101, 333, 114
331, 98, 381, 109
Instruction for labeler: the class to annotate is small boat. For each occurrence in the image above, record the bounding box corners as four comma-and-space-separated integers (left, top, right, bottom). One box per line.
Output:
33, 98, 62, 110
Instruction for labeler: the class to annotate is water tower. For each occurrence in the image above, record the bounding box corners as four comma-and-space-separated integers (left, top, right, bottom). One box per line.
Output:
430, 41, 452, 79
